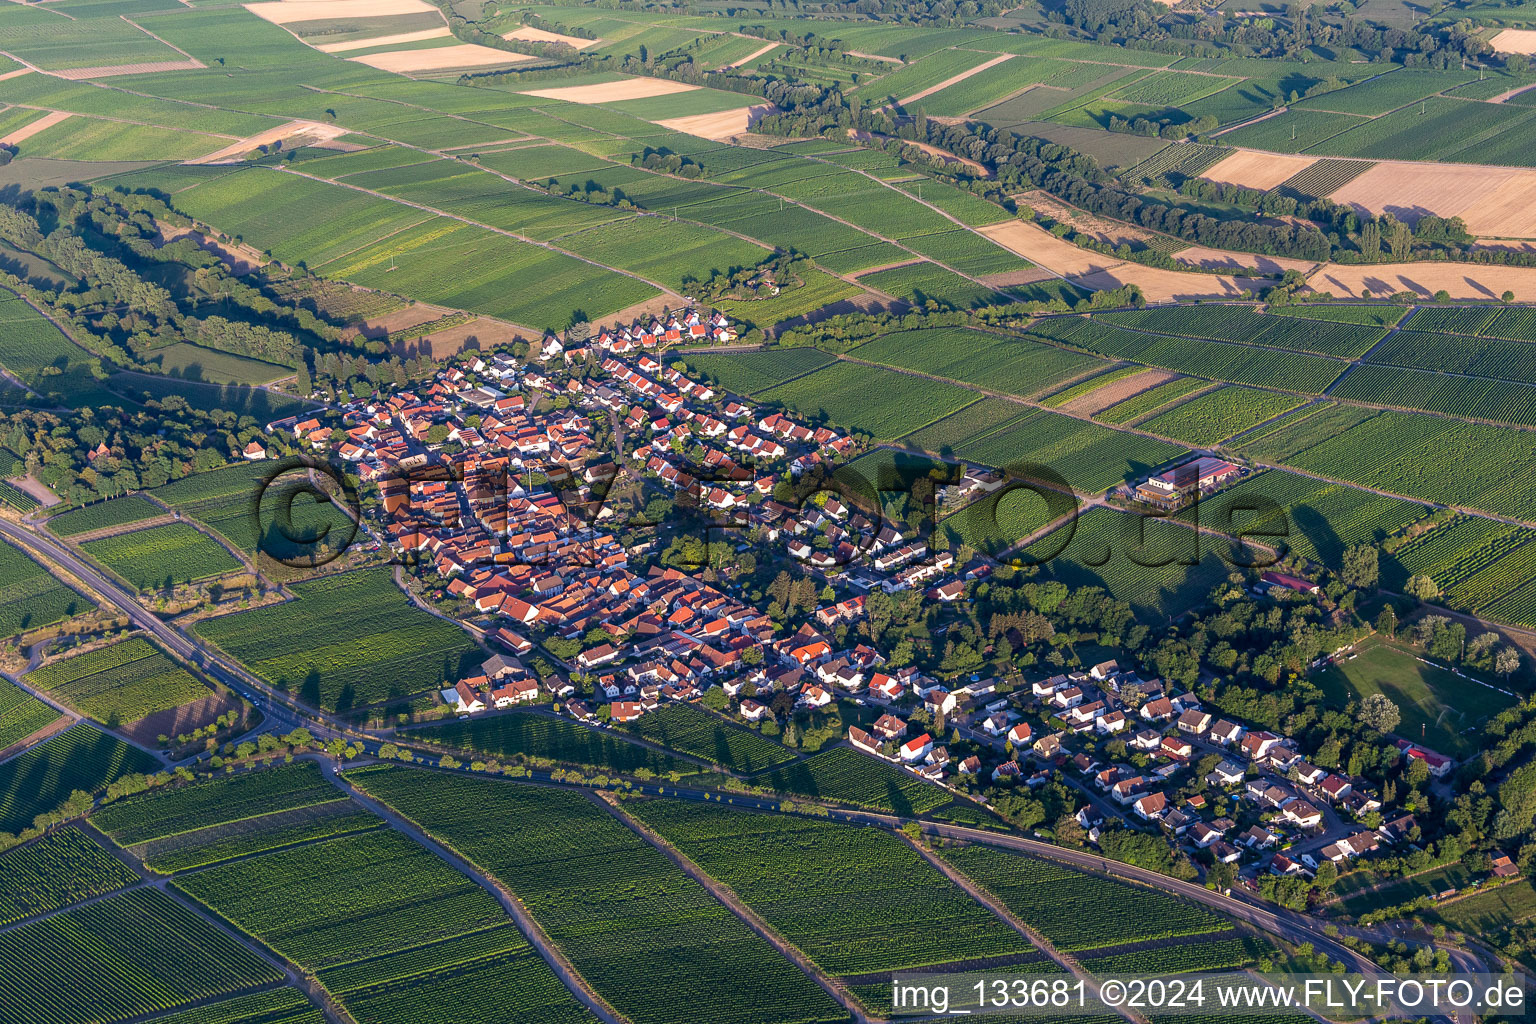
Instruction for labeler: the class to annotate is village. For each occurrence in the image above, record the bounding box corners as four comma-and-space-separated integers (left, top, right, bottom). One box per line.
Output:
265, 307, 1470, 897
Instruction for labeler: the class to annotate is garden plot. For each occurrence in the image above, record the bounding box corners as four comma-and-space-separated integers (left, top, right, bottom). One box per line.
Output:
1201, 150, 1317, 191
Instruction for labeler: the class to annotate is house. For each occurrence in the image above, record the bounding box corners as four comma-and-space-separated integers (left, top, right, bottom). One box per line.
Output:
873, 714, 907, 741
1283, 800, 1323, 828
740, 699, 771, 722
1007, 722, 1033, 747
1318, 775, 1353, 803
958, 755, 981, 775
1208, 760, 1246, 786
1159, 735, 1193, 761
1130, 728, 1162, 752
1240, 825, 1277, 850
1210, 841, 1242, 865
1209, 719, 1245, 747
1377, 814, 1417, 844
1270, 853, 1309, 877
1397, 742, 1455, 779
1491, 853, 1520, 878
1189, 821, 1223, 848
1033, 733, 1063, 758
491, 679, 539, 707
983, 713, 1012, 736
1140, 697, 1174, 722
242, 441, 267, 460
1133, 791, 1167, 821
1239, 731, 1282, 761
1292, 762, 1326, 787
1260, 570, 1320, 596
900, 733, 934, 763
447, 681, 485, 714
609, 701, 644, 723
1134, 457, 1240, 509
848, 726, 881, 755
1095, 711, 1128, 735
1176, 708, 1212, 735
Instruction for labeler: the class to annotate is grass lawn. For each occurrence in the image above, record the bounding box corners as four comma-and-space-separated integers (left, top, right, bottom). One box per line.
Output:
1334, 862, 1476, 916
1430, 880, 1536, 933
1316, 642, 1512, 758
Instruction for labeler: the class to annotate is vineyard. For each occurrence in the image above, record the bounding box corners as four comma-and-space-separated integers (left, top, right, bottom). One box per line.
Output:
937, 844, 1227, 951
0, 539, 90, 638
900, 397, 1033, 453
144, 803, 383, 875
1380, 515, 1536, 613
1095, 307, 1386, 358
1042, 366, 1144, 408
136, 988, 323, 1024
1137, 387, 1306, 446
1334, 364, 1536, 430
1367, 329, 1536, 386
0, 887, 283, 1024
46, 495, 164, 537
0, 725, 160, 834
1193, 470, 1427, 569
1028, 318, 1348, 393
173, 829, 507, 971
94, 761, 348, 847
348, 766, 845, 1024
759, 360, 978, 442
1014, 508, 1232, 620
1274, 157, 1373, 199
951, 409, 1189, 496
1266, 303, 1407, 327
627, 798, 1034, 976
1401, 306, 1501, 335
754, 745, 951, 813
1080, 935, 1272, 975
621, 702, 796, 772
681, 348, 834, 396
194, 568, 482, 711
850, 326, 1104, 400
0, 827, 139, 927
1095, 378, 1211, 424
149, 463, 353, 559
26, 637, 211, 725
0, 677, 59, 751
415, 711, 687, 775
81, 522, 243, 591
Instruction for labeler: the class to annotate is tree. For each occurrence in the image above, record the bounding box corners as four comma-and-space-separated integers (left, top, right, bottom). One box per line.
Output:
1359, 692, 1401, 735
1497, 646, 1522, 678
1341, 544, 1379, 589
1405, 574, 1439, 601
1375, 606, 1397, 638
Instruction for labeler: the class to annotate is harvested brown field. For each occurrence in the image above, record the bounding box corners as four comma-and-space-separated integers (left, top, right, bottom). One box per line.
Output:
1474, 239, 1536, 254
187, 119, 346, 164
659, 104, 776, 140
348, 301, 454, 341
1059, 368, 1178, 417
391, 317, 533, 359
978, 220, 1268, 301
846, 50, 903, 63
0, 110, 69, 145
54, 60, 204, 79
501, 25, 601, 49
522, 78, 699, 104
316, 27, 450, 53
897, 53, 1012, 107
1202, 149, 1317, 191
245, 0, 438, 25
1491, 28, 1536, 55
1171, 245, 1318, 274
1018, 188, 1154, 246
349, 43, 532, 73
1329, 162, 1536, 238
977, 267, 1057, 288
1306, 262, 1536, 301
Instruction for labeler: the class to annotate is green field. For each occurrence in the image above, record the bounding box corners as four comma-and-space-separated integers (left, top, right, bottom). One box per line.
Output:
0, 724, 161, 834
753, 746, 951, 814
0, 887, 283, 1024
851, 326, 1103, 399
621, 703, 797, 772
348, 766, 846, 1024
1137, 387, 1307, 446
938, 843, 1228, 951
681, 348, 835, 395
1429, 880, 1536, 933
0, 826, 139, 927
26, 637, 210, 726
0, 538, 90, 638
82, 521, 242, 591
757, 360, 977, 441
46, 495, 164, 537
195, 568, 482, 712
1316, 642, 1511, 757
0, 676, 60, 751
414, 711, 688, 775
629, 799, 1033, 979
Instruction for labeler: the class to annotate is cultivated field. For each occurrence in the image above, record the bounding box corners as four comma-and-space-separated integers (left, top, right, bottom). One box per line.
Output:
1202, 150, 1317, 191
27, 637, 211, 726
